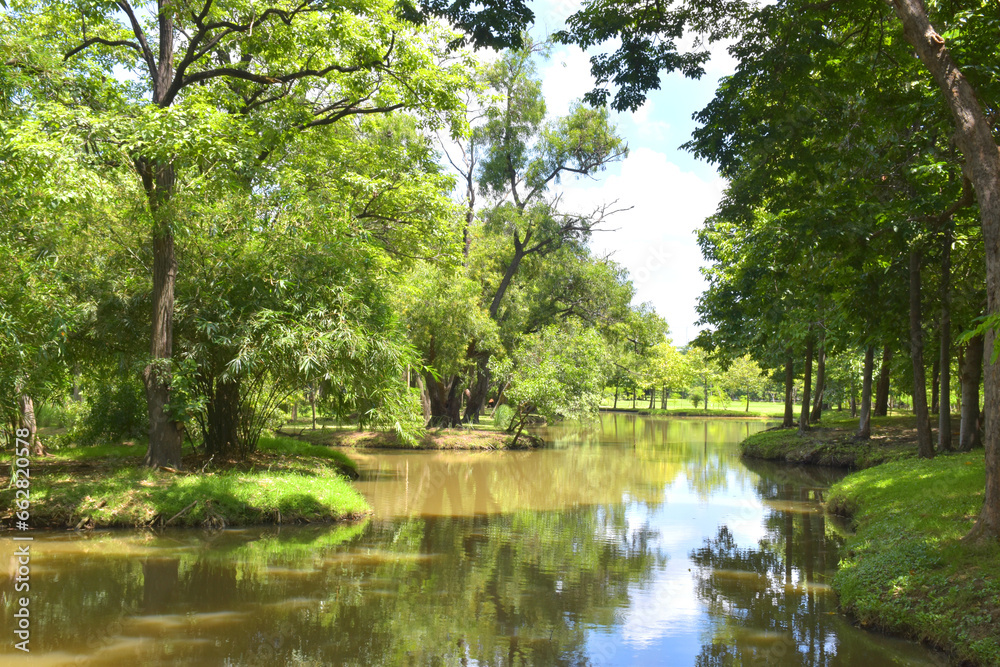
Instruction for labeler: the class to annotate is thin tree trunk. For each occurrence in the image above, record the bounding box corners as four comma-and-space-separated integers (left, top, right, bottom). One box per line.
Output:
18, 394, 44, 457
959, 334, 984, 451
613, 384, 619, 409
875, 345, 893, 416
783, 349, 795, 428
858, 345, 875, 440
310, 384, 317, 430
890, 0, 1000, 544
648, 389, 655, 409
939, 226, 953, 451
416, 375, 432, 425
799, 335, 814, 434
810, 339, 826, 422
931, 356, 940, 414
909, 251, 934, 458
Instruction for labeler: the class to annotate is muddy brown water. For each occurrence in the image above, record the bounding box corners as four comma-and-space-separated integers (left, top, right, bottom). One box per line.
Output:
1, 414, 945, 665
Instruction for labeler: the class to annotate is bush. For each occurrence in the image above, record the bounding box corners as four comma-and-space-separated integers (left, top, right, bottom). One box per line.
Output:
73, 376, 148, 445
493, 403, 514, 430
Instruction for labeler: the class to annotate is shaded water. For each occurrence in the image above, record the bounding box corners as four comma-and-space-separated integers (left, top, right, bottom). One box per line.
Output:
2, 414, 944, 666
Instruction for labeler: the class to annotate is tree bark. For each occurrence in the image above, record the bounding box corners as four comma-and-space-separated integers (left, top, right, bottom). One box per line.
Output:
939, 225, 953, 451
890, 0, 1000, 544
810, 339, 826, 422
875, 345, 893, 416
858, 345, 875, 440
799, 335, 814, 435
783, 349, 795, 428
959, 334, 984, 451
908, 251, 935, 459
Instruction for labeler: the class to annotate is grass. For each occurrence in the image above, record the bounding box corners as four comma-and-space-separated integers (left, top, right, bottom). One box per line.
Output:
739, 414, 923, 468
600, 396, 791, 416
827, 453, 1000, 665
0, 435, 369, 529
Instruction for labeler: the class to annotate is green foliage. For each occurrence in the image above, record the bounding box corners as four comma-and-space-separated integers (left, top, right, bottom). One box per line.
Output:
492, 403, 514, 431
72, 374, 148, 446
502, 325, 610, 431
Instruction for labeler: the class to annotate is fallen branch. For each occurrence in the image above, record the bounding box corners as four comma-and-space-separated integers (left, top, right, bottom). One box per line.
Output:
165, 500, 198, 526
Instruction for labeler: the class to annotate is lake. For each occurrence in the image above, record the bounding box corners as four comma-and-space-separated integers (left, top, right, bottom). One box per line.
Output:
1, 414, 944, 665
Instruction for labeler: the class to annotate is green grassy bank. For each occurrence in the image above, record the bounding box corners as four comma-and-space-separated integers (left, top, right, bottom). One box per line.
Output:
1, 435, 369, 530
739, 414, 921, 468
827, 453, 1000, 665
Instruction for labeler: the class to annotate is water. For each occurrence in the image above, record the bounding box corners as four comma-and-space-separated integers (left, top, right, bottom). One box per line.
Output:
1, 414, 944, 665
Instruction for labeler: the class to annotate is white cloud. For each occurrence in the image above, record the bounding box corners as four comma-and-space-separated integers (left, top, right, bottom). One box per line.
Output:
553, 148, 726, 344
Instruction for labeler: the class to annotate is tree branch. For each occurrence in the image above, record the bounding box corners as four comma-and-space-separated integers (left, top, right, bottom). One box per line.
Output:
116, 0, 157, 76
64, 37, 142, 61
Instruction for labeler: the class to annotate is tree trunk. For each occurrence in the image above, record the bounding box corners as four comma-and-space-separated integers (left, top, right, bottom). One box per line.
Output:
290, 401, 297, 422
875, 345, 893, 416
416, 375, 432, 425
613, 384, 619, 409
858, 345, 875, 440
18, 394, 44, 457
463, 353, 491, 423
890, 0, 1000, 544
810, 339, 826, 422
931, 356, 940, 413
799, 335, 814, 434
140, 158, 183, 469
909, 251, 935, 459
959, 334, 984, 451
783, 349, 795, 428
425, 372, 462, 427
939, 225, 953, 451
309, 384, 317, 430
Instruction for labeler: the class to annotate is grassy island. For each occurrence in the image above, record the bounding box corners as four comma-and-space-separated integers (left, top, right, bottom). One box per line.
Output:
275, 424, 543, 450
0, 436, 369, 530
739, 414, 920, 468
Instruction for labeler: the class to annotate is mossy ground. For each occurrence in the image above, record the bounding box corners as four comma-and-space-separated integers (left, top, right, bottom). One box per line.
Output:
827, 453, 1000, 665
0, 435, 369, 530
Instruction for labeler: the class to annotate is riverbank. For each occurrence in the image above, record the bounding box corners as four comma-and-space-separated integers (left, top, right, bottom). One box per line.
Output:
739, 415, 920, 468
0, 436, 370, 530
601, 406, 779, 418
827, 453, 1000, 665
275, 425, 544, 449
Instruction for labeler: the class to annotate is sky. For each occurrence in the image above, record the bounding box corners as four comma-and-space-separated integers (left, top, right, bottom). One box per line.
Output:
526, 2, 739, 345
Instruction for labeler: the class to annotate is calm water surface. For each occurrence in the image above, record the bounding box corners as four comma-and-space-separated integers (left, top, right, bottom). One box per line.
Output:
1, 415, 945, 666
